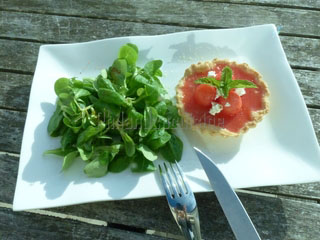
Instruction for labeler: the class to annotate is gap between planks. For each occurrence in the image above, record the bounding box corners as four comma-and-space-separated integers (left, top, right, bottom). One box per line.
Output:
0, 201, 183, 240
238, 189, 320, 204
191, 0, 320, 12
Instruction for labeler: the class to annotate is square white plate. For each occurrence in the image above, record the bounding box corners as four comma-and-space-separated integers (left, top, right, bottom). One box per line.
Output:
13, 24, 320, 211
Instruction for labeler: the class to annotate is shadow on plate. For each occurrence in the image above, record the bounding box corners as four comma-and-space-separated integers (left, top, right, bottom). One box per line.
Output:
22, 102, 139, 200
169, 33, 237, 63
182, 126, 243, 163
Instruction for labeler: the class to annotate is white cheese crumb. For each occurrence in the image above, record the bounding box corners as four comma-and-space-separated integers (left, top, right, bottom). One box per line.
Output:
207, 70, 217, 77
235, 88, 246, 96
225, 102, 231, 107
209, 102, 223, 116
214, 89, 221, 100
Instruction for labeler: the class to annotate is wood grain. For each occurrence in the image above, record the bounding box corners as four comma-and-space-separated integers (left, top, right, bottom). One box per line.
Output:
0, 11, 192, 43
294, 69, 320, 106
0, 72, 31, 111
0, 11, 319, 71
0, 0, 319, 37
1, 150, 320, 240
199, 0, 320, 9
0, 207, 163, 240
0, 37, 319, 76
0, 109, 25, 154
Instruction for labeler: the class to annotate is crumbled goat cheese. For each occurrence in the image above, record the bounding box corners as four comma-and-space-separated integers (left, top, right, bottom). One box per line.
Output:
235, 88, 246, 96
214, 89, 221, 100
207, 71, 217, 77
225, 102, 231, 107
209, 102, 223, 116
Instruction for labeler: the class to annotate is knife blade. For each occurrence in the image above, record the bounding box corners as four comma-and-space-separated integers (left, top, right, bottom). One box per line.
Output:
193, 147, 261, 240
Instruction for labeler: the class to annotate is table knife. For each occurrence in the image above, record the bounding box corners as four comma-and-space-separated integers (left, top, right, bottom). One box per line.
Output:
193, 147, 261, 240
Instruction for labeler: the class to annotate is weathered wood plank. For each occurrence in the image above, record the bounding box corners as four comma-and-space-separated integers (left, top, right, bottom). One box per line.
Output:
294, 69, 320, 107
0, 0, 319, 37
0, 153, 17, 203
2, 153, 320, 239
0, 72, 31, 111
309, 108, 320, 141
0, 11, 192, 43
200, 0, 320, 9
0, 109, 25, 154
0, 68, 319, 113
0, 207, 163, 240
1, 11, 319, 71
0, 37, 319, 77
0, 40, 40, 73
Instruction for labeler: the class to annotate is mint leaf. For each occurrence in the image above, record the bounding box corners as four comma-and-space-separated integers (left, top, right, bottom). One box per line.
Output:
228, 80, 258, 89
194, 77, 221, 88
194, 66, 257, 99
220, 66, 233, 97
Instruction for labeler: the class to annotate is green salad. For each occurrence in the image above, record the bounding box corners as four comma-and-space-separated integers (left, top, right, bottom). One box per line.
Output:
45, 43, 183, 177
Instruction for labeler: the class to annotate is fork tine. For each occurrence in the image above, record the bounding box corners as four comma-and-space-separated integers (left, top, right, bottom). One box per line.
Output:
170, 163, 184, 196
175, 161, 191, 194
164, 162, 179, 197
158, 164, 173, 198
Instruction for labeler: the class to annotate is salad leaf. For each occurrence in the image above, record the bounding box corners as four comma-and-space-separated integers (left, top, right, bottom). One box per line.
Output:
160, 134, 183, 162
144, 60, 162, 76
45, 43, 183, 177
120, 130, 135, 157
139, 106, 158, 137
118, 44, 138, 66
98, 88, 129, 107
110, 59, 127, 86
84, 157, 108, 177
131, 154, 156, 173
136, 144, 157, 161
62, 151, 78, 171
77, 121, 105, 146
47, 105, 64, 137
108, 155, 132, 173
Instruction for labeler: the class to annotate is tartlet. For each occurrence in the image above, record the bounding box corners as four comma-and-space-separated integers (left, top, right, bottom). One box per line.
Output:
176, 59, 270, 137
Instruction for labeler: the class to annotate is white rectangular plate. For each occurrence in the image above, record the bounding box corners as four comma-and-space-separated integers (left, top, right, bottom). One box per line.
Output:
13, 24, 320, 211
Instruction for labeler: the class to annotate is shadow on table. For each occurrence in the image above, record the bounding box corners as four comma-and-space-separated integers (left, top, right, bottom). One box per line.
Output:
196, 190, 288, 240
22, 102, 138, 200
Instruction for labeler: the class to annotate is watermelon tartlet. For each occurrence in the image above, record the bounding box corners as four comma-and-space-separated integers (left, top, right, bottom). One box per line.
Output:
176, 59, 270, 137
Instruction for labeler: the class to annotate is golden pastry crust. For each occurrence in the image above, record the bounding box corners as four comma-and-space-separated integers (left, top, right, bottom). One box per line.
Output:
176, 59, 270, 137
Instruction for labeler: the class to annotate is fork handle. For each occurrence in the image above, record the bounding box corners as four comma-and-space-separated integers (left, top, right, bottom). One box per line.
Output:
178, 218, 193, 240
189, 207, 202, 240
177, 208, 202, 240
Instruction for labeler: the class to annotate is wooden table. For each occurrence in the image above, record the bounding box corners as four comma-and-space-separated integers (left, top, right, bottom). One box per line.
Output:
1, 1, 320, 239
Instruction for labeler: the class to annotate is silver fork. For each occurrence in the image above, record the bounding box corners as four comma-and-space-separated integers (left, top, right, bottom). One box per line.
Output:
158, 162, 202, 240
